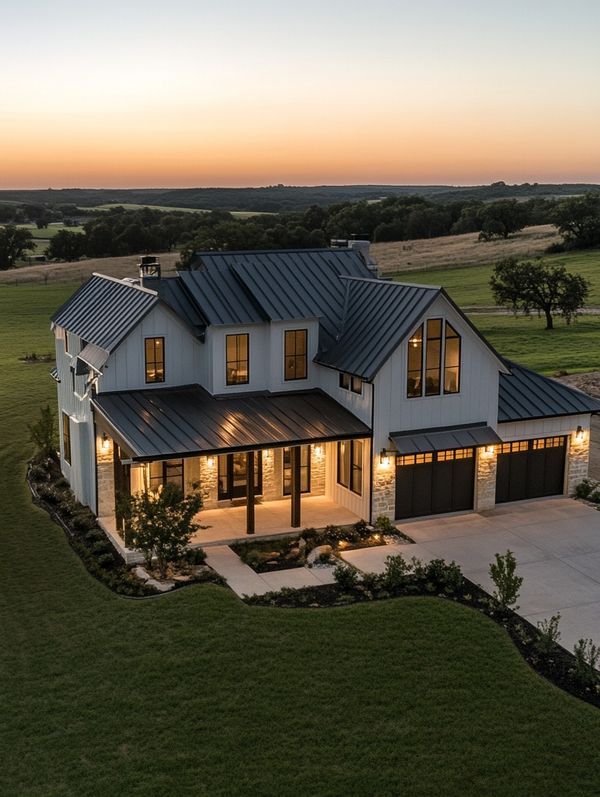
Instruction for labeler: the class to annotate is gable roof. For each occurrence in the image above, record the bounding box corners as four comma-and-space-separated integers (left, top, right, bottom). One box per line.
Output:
498, 361, 600, 422
51, 273, 158, 353
180, 249, 372, 345
315, 278, 440, 380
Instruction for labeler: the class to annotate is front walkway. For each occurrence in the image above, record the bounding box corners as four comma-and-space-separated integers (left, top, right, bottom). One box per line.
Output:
341, 497, 600, 651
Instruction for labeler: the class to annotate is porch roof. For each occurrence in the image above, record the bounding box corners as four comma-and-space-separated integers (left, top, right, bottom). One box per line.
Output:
92, 385, 371, 461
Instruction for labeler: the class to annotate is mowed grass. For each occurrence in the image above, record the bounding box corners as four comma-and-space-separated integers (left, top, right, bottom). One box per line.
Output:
3, 285, 600, 795
88, 203, 268, 219
393, 249, 600, 307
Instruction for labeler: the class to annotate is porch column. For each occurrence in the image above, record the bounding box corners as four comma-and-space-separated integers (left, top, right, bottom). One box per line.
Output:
246, 450, 255, 535
291, 445, 301, 528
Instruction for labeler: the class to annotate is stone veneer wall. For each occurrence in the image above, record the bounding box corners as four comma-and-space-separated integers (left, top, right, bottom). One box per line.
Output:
310, 446, 326, 496
474, 447, 497, 511
371, 456, 395, 521
96, 434, 114, 518
198, 456, 219, 509
566, 432, 590, 495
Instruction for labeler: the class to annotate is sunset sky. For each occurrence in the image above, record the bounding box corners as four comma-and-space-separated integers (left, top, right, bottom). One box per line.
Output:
2, 0, 599, 188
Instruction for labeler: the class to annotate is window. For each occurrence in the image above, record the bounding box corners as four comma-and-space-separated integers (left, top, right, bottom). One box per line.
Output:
397, 453, 433, 466
283, 446, 311, 495
226, 334, 249, 385
62, 412, 71, 465
284, 329, 307, 381
407, 320, 461, 398
437, 448, 473, 462
145, 337, 165, 383
533, 437, 565, 450
444, 322, 460, 394
148, 459, 184, 493
499, 441, 529, 454
337, 439, 363, 496
407, 324, 423, 397
64, 331, 69, 355
339, 372, 363, 394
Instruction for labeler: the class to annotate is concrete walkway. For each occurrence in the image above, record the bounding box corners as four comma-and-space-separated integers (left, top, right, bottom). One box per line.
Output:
341, 498, 600, 651
205, 545, 336, 598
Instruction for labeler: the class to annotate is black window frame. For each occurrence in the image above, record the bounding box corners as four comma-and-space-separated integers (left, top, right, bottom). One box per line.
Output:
407, 324, 424, 398
424, 318, 442, 396
144, 336, 165, 384
443, 322, 461, 395
282, 445, 311, 495
337, 439, 363, 496
62, 411, 71, 465
407, 320, 461, 399
339, 372, 363, 395
225, 333, 249, 386
148, 459, 184, 493
284, 329, 308, 381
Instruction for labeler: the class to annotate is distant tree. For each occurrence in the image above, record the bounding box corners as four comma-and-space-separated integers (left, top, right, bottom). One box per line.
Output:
47, 229, 86, 261
490, 257, 590, 329
0, 225, 35, 269
554, 193, 600, 249
478, 199, 529, 239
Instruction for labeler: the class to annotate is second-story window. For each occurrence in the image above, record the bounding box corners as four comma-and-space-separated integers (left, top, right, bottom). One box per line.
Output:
284, 329, 307, 381
226, 334, 249, 385
62, 412, 71, 465
407, 320, 461, 398
145, 337, 165, 383
425, 319, 442, 396
339, 372, 363, 394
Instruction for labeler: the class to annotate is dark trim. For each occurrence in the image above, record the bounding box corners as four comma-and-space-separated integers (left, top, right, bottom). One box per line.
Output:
291, 446, 302, 528
246, 451, 255, 534
93, 418, 99, 517
283, 328, 308, 382
225, 332, 250, 386
144, 336, 165, 384
498, 411, 595, 424
369, 382, 375, 523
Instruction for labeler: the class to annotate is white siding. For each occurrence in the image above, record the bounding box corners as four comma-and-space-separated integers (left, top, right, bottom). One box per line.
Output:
318, 366, 372, 426
325, 439, 371, 520
498, 414, 590, 442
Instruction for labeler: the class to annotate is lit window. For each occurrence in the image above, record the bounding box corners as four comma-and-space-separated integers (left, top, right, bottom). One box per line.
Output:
337, 440, 363, 495
149, 459, 184, 493
145, 337, 165, 384
226, 334, 249, 385
407, 320, 462, 398
284, 329, 307, 381
339, 373, 363, 394
444, 323, 461, 394
425, 319, 442, 396
407, 324, 423, 398
283, 446, 311, 495
62, 412, 71, 465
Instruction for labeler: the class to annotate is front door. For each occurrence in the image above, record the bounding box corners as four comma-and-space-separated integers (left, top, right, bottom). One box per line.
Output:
218, 452, 262, 500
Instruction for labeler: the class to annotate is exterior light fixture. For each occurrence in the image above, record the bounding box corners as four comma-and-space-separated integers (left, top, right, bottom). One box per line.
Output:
206, 456, 215, 467
314, 444, 323, 457
101, 432, 110, 452
485, 445, 495, 455
575, 425, 584, 442
379, 448, 391, 467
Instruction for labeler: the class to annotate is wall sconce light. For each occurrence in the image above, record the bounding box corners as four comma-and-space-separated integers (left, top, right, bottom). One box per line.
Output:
575, 425, 584, 442
206, 456, 215, 467
379, 448, 391, 467
101, 432, 110, 452
264, 449, 272, 461
484, 445, 495, 455
314, 444, 323, 458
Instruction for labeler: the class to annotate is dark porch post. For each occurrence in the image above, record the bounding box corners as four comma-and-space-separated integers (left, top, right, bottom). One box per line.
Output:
246, 450, 255, 535
291, 445, 301, 528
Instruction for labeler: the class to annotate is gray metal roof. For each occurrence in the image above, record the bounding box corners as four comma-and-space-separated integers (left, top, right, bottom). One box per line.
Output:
180, 249, 372, 342
77, 342, 110, 373
499, 361, 600, 422
390, 422, 502, 455
51, 274, 158, 352
145, 275, 207, 336
316, 278, 440, 380
93, 385, 371, 460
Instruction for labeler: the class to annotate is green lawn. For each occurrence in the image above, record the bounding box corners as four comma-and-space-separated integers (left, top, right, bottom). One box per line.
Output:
3, 284, 600, 795
17, 223, 85, 239
394, 249, 600, 307
88, 203, 268, 219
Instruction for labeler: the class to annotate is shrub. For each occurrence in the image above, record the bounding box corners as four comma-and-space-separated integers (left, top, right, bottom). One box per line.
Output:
185, 547, 207, 565
489, 550, 523, 610
571, 638, 600, 688
575, 479, 596, 499
425, 559, 464, 594
71, 510, 97, 533
361, 571, 383, 592
374, 515, 395, 534
333, 563, 359, 591
589, 490, 600, 505
29, 464, 48, 482
28, 405, 58, 460
535, 614, 561, 656
37, 484, 62, 505
352, 519, 372, 540
382, 554, 412, 591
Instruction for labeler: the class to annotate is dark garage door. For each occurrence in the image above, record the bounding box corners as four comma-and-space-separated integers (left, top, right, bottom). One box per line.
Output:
395, 448, 475, 520
495, 436, 566, 504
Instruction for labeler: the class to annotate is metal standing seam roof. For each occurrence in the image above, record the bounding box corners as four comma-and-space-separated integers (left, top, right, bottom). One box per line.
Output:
389, 422, 502, 455
145, 275, 208, 336
498, 361, 600, 422
77, 342, 110, 373
315, 278, 441, 380
92, 385, 372, 460
51, 274, 158, 351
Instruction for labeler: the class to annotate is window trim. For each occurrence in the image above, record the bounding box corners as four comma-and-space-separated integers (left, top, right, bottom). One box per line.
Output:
339, 372, 363, 395
424, 318, 443, 397
148, 459, 184, 493
443, 322, 461, 395
225, 333, 250, 386
62, 412, 71, 465
407, 323, 424, 398
282, 445, 311, 495
284, 328, 308, 382
337, 439, 363, 496
144, 336, 165, 384
407, 319, 461, 399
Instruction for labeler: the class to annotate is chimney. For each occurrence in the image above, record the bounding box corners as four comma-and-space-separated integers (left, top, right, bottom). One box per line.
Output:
138, 255, 161, 285
330, 238, 379, 278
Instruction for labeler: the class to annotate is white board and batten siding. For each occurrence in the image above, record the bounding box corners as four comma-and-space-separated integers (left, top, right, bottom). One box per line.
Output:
324, 440, 372, 521
318, 366, 372, 427
499, 414, 589, 442
372, 295, 503, 452
98, 304, 206, 394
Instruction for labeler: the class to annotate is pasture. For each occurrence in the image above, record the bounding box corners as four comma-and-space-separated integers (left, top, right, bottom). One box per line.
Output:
87, 202, 268, 219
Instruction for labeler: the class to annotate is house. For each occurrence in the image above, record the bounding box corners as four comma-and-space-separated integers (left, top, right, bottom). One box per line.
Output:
50, 245, 600, 559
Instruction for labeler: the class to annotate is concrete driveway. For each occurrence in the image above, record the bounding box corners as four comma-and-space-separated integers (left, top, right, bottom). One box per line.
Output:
342, 497, 600, 651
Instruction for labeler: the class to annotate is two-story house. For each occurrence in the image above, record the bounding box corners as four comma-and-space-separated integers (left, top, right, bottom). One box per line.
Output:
50, 245, 600, 558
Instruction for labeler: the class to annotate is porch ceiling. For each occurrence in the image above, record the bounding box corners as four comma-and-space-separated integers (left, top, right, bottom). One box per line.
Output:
92, 384, 371, 461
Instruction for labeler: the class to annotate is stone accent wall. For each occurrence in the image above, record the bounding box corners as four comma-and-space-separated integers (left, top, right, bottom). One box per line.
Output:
567, 432, 590, 495
199, 456, 219, 508
262, 450, 279, 501
371, 456, 395, 521
96, 434, 115, 518
474, 447, 497, 511
310, 445, 326, 496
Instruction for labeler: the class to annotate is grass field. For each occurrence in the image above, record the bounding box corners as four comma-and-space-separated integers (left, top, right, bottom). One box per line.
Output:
392, 249, 600, 308
88, 203, 268, 219
3, 286, 600, 795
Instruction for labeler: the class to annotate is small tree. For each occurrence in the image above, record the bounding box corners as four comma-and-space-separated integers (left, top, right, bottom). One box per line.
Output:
571, 638, 600, 688
122, 483, 202, 578
0, 225, 35, 269
489, 550, 523, 610
490, 257, 589, 329
28, 404, 58, 460
535, 614, 561, 656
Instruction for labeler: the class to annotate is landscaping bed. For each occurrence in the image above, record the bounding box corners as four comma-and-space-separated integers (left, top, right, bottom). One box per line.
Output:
231, 517, 412, 573
246, 555, 600, 711
27, 456, 223, 596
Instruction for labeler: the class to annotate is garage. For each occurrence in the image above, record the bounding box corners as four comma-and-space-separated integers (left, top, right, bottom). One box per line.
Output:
395, 448, 475, 519
495, 436, 566, 504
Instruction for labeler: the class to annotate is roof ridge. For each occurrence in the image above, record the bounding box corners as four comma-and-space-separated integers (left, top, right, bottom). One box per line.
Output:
91, 272, 158, 296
